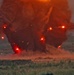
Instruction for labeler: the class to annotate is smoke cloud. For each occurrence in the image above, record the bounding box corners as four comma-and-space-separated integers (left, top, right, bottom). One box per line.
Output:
68, 0, 74, 23
0, 0, 3, 7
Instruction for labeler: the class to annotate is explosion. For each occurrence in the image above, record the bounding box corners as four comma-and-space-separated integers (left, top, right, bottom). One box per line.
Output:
0, 0, 73, 54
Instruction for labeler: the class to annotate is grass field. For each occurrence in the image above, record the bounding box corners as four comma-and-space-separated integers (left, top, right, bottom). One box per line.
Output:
0, 60, 74, 75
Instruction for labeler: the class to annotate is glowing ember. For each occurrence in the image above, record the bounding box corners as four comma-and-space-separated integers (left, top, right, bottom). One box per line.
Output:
3, 24, 7, 29
13, 45, 21, 54
61, 26, 65, 29
3, 26, 7, 29
16, 48, 19, 51
48, 27, 53, 31
40, 37, 45, 43
41, 37, 44, 41
1, 36, 5, 40
58, 45, 61, 49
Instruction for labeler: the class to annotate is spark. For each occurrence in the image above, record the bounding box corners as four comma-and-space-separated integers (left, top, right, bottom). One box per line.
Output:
3, 24, 7, 29
48, 27, 53, 31
1, 36, 5, 40
13, 45, 21, 54
3, 26, 7, 29
16, 48, 19, 51
58, 45, 61, 49
41, 37, 44, 41
62, 26, 65, 29
38, 0, 50, 2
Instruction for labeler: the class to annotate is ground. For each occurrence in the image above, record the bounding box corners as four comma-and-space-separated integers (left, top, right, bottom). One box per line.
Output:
0, 45, 74, 75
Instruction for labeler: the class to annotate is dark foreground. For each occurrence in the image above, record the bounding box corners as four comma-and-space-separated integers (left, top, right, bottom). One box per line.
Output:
0, 60, 74, 75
